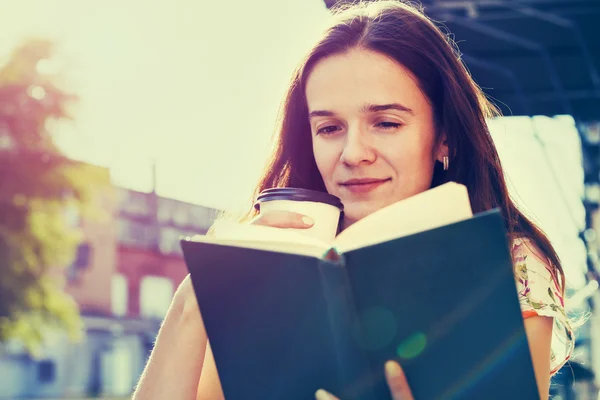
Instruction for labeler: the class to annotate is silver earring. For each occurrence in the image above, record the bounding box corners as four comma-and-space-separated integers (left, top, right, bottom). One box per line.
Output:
443, 156, 449, 171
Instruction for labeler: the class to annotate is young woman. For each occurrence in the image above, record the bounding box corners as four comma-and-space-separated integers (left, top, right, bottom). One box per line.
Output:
133, 1, 573, 399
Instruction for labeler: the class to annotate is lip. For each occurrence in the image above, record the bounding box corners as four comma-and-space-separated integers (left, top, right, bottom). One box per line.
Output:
339, 178, 391, 193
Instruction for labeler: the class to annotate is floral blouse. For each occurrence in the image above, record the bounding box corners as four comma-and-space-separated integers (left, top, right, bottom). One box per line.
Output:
512, 238, 574, 375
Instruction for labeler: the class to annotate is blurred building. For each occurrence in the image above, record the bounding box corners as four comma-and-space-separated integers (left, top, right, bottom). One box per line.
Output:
0, 117, 598, 399
0, 170, 219, 399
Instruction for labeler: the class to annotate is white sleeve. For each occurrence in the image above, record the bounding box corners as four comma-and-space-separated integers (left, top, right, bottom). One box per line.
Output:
512, 238, 574, 375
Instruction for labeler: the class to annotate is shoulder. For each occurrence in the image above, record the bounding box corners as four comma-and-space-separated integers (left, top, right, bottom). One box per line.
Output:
511, 237, 551, 270
511, 237, 559, 294
510, 236, 574, 374
511, 236, 564, 314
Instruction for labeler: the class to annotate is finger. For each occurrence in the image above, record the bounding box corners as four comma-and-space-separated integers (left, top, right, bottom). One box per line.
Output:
315, 389, 340, 400
251, 210, 314, 229
385, 361, 414, 400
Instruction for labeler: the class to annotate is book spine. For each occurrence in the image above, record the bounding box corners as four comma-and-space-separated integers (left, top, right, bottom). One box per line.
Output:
318, 256, 372, 400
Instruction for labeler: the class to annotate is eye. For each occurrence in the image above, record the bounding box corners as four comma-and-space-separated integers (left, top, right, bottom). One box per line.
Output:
376, 121, 402, 130
316, 125, 342, 136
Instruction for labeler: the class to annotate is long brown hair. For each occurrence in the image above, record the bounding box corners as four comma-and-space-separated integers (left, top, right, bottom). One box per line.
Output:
246, 0, 565, 293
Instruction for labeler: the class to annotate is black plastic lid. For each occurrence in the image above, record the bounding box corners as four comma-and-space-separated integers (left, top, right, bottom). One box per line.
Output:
255, 187, 344, 211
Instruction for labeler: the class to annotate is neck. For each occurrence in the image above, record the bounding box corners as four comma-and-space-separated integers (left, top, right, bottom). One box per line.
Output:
340, 216, 356, 232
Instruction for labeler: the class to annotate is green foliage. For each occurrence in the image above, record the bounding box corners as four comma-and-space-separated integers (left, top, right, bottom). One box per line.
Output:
0, 38, 108, 355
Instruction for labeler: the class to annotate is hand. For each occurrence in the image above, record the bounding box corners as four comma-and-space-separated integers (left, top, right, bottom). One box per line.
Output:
315, 361, 414, 400
250, 209, 315, 229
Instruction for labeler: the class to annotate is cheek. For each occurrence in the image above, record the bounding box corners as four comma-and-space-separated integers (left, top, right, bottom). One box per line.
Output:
381, 135, 436, 176
313, 142, 338, 181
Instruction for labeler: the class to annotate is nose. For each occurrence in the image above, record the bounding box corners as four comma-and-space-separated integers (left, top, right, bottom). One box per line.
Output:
339, 126, 376, 166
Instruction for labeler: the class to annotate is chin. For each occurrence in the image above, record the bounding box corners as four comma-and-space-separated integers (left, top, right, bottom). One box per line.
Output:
343, 196, 404, 222
342, 203, 380, 225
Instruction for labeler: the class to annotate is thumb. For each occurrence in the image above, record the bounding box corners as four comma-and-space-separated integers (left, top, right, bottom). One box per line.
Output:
385, 361, 414, 400
315, 389, 340, 400
251, 210, 314, 229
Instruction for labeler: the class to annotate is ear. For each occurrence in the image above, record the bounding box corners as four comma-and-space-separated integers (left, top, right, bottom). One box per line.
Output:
435, 133, 449, 163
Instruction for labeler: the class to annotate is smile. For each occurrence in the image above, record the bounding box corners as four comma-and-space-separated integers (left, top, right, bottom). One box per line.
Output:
339, 178, 391, 194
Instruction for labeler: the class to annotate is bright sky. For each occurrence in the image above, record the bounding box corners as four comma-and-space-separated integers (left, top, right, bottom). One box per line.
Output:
0, 0, 330, 211
0, 0, 589, 286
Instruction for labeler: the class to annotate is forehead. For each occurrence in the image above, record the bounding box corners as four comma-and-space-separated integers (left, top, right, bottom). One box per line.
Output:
305, 48, 428, 113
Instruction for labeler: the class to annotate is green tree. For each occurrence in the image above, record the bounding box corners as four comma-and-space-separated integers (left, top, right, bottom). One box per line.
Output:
0, 38, 108, 354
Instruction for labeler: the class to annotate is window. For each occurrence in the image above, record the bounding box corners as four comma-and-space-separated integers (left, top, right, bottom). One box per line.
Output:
157, 198, 174, 225
172, 204, 188, 227
37, 360, 56, 383
117, 188, 153, 217
67, 242, 92, 282
117, 219, 155, 248
111, 274, 128, 317
139, 276, 174, 319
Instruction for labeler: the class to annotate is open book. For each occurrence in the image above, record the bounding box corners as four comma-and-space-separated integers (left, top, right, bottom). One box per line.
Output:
181, 183, 538, 400
194, 182, 473, 257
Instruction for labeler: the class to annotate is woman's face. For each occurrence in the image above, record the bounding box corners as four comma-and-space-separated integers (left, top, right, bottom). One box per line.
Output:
306, 48, 447, 228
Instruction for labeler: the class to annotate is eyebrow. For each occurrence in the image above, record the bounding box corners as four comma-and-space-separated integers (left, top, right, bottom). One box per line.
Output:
308, 103, 414, 118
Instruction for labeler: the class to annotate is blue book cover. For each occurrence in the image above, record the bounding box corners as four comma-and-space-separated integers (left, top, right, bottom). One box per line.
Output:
180, 210, 539, 400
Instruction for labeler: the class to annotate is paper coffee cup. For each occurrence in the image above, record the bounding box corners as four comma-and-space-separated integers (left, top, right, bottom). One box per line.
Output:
255, 188, 344, 243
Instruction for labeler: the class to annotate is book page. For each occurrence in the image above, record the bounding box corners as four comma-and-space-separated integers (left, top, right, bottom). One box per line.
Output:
186, 235, 329, 258
333, 182, 474, 253
189, 219, 330, 258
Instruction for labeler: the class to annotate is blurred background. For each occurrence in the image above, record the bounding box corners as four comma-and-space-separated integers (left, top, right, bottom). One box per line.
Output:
0, 0, 599, 398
